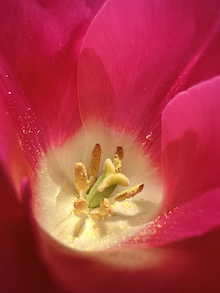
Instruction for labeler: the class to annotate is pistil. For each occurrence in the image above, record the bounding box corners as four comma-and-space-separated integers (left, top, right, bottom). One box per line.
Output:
73, 145, 144, 216
86, 158, 130, 208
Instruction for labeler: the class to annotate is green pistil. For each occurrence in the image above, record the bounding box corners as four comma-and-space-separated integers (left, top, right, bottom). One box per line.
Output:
86, 173, 116, 208
86, 159, 130, 208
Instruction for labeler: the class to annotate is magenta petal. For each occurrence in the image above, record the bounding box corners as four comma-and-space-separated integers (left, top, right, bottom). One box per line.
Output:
0, 96, 19, 167
126, 187, 220, 249
78, 0, 220, 161
34, 191, 220, 292
0, 0, 106, 148
0, 95, 30, 196
0, 163, 60, 293
162, 76, 220, 209
141, 228, 220, 293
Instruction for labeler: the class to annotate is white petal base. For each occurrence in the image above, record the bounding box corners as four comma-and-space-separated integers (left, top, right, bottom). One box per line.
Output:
33, 125, 163, 251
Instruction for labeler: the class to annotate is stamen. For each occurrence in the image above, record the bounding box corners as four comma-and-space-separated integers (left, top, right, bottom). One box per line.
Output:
79, 190, 86, 199
114, 184, 144, 202
88, 176, 96, 189
113, 146, 124, 173
74, 198, 89, 210
99, 198, 113, 216
74, 163, 89, 192
89, 144, 101, 177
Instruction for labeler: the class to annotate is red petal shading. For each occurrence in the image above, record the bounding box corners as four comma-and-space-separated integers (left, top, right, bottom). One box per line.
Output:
0, 95, 29, 199
125, 188, 220, 249
161, 76, 220, 209
0, 164, 62, 293
78, 0, 220, 163
0, 0, 106, 156
34, 191, 220, 292
0, 96, 20, 168
36, 76, 220, 291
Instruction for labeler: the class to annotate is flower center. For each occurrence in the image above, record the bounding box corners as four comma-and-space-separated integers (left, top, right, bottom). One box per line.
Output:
73, 144, 144, 217
35, 128, 163, 251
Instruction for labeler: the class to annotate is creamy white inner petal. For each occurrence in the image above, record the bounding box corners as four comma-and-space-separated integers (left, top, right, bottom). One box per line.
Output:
34, 126, 163, 251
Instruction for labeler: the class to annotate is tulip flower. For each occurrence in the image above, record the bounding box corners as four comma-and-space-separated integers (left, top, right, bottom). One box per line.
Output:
1, 0, 220, 292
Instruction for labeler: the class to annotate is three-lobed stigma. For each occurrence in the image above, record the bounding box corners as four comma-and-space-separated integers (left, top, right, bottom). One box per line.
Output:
74, 144, 144, 216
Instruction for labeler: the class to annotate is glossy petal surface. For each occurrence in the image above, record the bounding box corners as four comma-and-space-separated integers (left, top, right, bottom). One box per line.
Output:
125, 188, 220, 249
78, 0, 220, 163
34, 199, 220, 293
162, 76, 220, 209
122, 77, 220, 249
0, 164, 61, 293
35, 75, 220, 291
1, 0, 220, 292
0, 1, 107, 291
0, 0, 106, 158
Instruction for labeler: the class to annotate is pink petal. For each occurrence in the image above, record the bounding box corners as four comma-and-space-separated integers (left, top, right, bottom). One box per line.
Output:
161, 76, 220, 209
78, 0, 220, 162
0, 0, 106, 153
0, 96, 20, 167
0, 164, 60, 293
0, 95, 30, 200
125, 187, 220, 248
33, 190, 220, 292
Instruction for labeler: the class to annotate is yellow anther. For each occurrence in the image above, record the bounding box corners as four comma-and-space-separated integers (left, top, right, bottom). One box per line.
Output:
113, 146, 124, 173
74, 198, 89, 210
114, 184, 144, 202
99, 198, 113, 216
74, 162, 89, 192
89, 144, 101, 177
